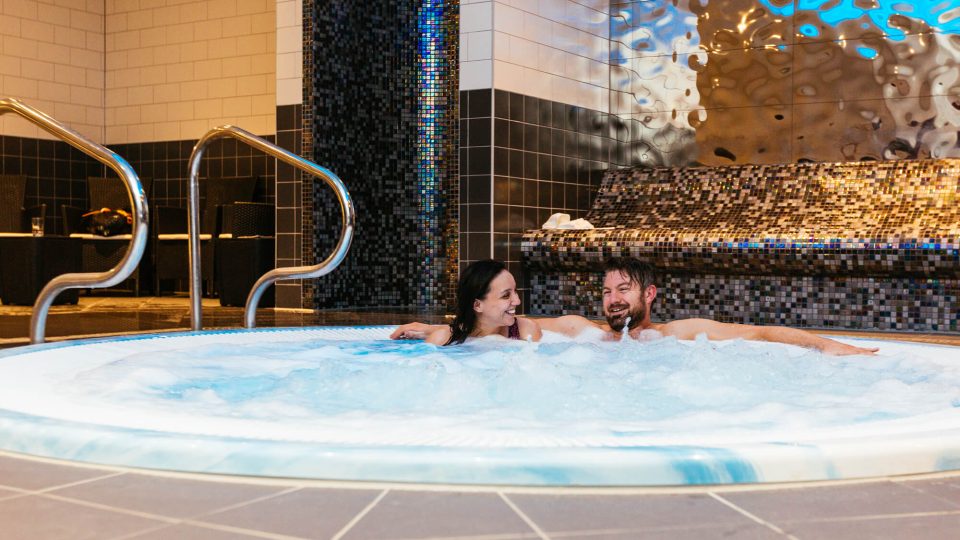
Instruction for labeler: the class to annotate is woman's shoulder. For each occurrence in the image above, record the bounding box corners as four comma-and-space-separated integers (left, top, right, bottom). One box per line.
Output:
517, 317, 543, 341
425, 326, 452, 345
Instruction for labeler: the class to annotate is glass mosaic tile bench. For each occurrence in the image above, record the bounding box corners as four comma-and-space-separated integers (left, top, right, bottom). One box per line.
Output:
521, 160, 960, 332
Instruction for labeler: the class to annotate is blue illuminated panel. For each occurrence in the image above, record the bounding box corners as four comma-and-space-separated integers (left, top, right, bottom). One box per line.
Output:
417, 0, 445, 304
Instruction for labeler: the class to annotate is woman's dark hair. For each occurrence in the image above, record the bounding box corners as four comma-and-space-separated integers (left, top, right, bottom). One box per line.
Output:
447, 259, 507, 345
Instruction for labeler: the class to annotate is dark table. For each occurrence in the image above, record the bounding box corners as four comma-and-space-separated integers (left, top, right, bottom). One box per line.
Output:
0, 235, 81, 305
215, 237, 275, 307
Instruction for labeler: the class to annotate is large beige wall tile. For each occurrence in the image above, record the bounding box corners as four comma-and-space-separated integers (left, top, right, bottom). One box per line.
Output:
105, 0, 276, 143
463, 1, 609, 111
275, 0, 301, 105
0, 0, 104, 140
2, 0, 278, 143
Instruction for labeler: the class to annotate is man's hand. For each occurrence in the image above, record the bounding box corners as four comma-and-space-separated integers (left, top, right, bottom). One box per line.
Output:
389, 322, 441, 340
819, 341, 879, 356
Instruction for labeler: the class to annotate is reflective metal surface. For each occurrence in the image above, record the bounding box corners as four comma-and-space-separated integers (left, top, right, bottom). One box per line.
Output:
611, 0, 960, 164
0, 97, 148, 344
185, 125, 355, 330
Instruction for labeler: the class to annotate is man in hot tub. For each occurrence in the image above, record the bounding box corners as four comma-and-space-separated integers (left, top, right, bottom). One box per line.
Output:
391, 257, 878, 356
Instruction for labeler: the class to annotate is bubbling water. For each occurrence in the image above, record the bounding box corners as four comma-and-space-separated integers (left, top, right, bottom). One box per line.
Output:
56, 330, 960, 447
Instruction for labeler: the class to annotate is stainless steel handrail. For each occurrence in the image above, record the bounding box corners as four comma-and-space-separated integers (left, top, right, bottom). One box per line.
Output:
185, 125, 355, 330
0, 98, 148, 344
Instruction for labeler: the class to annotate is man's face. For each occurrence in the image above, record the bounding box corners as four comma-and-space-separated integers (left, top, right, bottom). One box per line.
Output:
602, 270, 647, 332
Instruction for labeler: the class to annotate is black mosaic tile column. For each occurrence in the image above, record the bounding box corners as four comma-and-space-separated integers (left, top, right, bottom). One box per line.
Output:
303, 0, 459, 309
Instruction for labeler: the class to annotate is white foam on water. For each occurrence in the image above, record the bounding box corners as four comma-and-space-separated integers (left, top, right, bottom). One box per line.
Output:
0, 327, 958, 449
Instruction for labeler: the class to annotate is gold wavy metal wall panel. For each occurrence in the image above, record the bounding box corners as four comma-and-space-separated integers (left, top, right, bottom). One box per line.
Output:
611, 0, 960, 164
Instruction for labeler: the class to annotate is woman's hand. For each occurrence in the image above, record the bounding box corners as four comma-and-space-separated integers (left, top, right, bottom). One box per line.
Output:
389, 322, 440, 340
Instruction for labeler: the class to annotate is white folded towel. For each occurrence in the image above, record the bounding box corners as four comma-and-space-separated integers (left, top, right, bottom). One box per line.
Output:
541, 213, 570, 229
557, 218, 594, 230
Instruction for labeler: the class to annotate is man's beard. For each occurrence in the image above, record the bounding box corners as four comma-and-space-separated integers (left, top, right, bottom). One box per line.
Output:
605, 302, 646, 332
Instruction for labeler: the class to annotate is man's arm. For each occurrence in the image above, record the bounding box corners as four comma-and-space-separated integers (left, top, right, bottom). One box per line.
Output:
658, 318, 879, 356
529, 315, 602, 338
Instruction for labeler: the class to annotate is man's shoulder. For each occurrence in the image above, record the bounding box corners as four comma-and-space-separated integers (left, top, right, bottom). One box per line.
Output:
658, 318, 715, 337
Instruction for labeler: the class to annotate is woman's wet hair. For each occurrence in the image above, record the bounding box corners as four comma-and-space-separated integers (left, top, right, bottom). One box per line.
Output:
447, 259, 507, 345
603, 257, 658, 291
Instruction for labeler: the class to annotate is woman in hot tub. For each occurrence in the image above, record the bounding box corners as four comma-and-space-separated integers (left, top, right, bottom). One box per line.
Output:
427, 259, 542, 346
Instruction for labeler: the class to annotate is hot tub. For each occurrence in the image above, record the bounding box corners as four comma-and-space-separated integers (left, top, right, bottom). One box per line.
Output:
0, 326, 957, 486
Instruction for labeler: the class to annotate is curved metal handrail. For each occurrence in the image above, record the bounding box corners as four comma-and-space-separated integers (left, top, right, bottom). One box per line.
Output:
0, 98, 148, 344
185, 125, 355, 330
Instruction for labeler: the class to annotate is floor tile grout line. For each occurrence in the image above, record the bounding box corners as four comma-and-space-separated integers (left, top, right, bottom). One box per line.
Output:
708, 492, 797, 539
179, 518, 310, 540
775, 509, 960, 524
39, 492, 180, 524
11, 470, 127, 496
398, 532, 541, 540
81, 298, 110, 311
892, 479, 960, 509
543, 520, 801, 537
0, 491, 30, 503
498, 492, 551, 540
44, 490, 314, 540
190, 485, 303, 520
330, 488, 389, 540
545, 530, 640, 539
109, 522, 181, 540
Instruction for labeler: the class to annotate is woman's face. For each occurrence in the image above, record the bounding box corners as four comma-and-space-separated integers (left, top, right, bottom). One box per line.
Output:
473, 270, 520, 329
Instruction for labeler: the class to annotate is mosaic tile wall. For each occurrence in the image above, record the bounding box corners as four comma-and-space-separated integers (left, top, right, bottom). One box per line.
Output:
522, 159, 960, 332
304, 0, 459, 309
530, 272, 960, 332
611, 0, 960, 166
300, 1, 316, 309
460, 88, 617, 310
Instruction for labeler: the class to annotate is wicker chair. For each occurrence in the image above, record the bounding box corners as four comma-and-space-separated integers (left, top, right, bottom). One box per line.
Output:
215, 201, 275, 307
154, 177, 258, 296
61, 176, 153, 295
0, 175, 45, 234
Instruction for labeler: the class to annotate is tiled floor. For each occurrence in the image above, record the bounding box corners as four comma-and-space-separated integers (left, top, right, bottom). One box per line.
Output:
1, 295, 960, 538
0, 295, 451, 346
0, 451, 959, 539
3, 295, 958, 347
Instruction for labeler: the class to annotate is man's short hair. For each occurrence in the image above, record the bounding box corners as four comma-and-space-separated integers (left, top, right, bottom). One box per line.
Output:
603, 257, 658, 289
